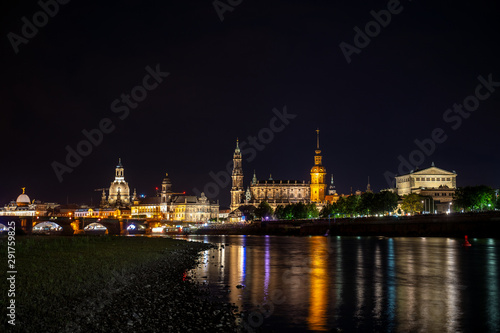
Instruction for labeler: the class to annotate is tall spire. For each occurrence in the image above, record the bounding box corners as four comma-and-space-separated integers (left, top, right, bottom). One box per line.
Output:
235, 138, 240, 153
315, 128, 322, 156
328, 174, 336, 195
316, 128, 320, 150
367, 176, 372, 193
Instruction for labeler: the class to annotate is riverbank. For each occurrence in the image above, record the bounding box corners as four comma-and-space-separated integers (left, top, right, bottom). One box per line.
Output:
0, 236, 239, 332
195, 212, 500, 237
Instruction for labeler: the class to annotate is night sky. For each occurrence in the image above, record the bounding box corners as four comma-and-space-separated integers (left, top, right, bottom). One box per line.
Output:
1, 0, 499, 208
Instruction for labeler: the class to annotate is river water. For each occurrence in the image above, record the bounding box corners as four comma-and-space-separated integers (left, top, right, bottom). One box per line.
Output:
178, 235, 499, 332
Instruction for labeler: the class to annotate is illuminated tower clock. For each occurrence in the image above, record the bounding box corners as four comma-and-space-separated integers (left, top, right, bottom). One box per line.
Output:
230, 139, 244, 211
310, 129, 327, 203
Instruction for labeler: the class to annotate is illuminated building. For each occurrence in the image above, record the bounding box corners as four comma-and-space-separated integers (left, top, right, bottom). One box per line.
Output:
248, 173, 310, 206
230, 139, 245, 211
101, 158, 131, 207
131, 173, 219, 221
310, 129, 327, 203
325, 174, 341, 203
229, 130, 329, 214
74, 208, 125, 218
395, 163, 457, 213
0, 188, 37, 217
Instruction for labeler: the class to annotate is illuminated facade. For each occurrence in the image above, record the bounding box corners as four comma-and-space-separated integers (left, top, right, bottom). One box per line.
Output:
230, 140, 245, 211
0, 188, 37, 217
131, 173, 219, 221
310, 129, 327, 203
248, 173, 310, 206
229, 130, 329, 213
395, 163, 457, 213
74, 208, 125, 218
101, 158, 131, 207
395, 164, 456, 198
325, 174, 341, 203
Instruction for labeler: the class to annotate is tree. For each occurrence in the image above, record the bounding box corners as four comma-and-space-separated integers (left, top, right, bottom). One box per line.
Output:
401, 193, 423, 215
336, 197, 348, 217
454, 186, 496, 211
320, 202, 333, 218
306, 203, 319, 219
376, 191, 399, 215
283, 204, 295, 219
345, 195, 360, 216
359, 192, 375, 215
274, 205, 285, 220
291, 202, 307, 219
254, 201, 274, 220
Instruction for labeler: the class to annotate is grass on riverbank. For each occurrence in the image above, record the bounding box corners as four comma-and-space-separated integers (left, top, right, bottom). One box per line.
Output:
0, 236, 204, 331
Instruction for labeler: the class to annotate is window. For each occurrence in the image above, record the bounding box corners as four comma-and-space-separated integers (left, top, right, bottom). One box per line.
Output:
426, 178, 430, 181
431, 178, 435, 181
436, 177, 440, 181
447, 178, 451, 181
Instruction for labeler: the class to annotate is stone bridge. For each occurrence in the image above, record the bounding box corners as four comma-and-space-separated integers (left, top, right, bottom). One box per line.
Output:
0, 216, 150, 236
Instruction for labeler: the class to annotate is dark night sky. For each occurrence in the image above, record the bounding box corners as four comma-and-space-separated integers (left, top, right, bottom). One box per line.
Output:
1, 0, 499, 208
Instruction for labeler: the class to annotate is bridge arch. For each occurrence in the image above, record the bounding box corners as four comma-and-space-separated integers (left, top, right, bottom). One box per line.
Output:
33, 221, 63, 235
84, 223, 108, 235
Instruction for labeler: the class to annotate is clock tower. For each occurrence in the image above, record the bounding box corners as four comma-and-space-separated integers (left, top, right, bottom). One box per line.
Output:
310, 129, 327, 203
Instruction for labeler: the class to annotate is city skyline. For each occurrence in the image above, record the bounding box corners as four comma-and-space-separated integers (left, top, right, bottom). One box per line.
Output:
1, 1, 499, 206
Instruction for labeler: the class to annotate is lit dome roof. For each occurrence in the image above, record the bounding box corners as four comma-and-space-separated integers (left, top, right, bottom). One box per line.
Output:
16, 188, 30, 207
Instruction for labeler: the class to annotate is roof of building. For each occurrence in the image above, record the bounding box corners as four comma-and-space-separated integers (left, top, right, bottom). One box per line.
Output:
172, 195, 199, 204
396, 165, 457, 178
252, 180, 309, 185
137, 197, 162, 205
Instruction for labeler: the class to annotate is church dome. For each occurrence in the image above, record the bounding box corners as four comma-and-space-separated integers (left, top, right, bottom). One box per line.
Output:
16, 189, 30, 207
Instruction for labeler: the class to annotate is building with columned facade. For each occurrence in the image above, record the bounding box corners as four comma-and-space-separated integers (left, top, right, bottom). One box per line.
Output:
395, 163, 457, 213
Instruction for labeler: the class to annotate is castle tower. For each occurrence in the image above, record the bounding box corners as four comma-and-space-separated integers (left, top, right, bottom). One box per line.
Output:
310, 129, 327, 203
230, 139, 244, 211
160, 173, 172, 217
161, 173, 173, 203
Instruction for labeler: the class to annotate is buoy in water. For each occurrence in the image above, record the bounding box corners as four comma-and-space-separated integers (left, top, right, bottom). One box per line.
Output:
463, 235, 472, 247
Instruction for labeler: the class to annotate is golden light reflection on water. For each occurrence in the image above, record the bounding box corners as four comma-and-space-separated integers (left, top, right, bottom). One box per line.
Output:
187, 235, 498, 332
307, 237, 329, 331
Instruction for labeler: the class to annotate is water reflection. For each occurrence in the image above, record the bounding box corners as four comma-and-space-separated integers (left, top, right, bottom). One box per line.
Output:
486, 239, 499, 332
186, 236, 499, 332
307, 237, 328, 331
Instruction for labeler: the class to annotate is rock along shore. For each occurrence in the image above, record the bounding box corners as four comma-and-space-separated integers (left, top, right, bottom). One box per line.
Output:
63, 240, 239, 333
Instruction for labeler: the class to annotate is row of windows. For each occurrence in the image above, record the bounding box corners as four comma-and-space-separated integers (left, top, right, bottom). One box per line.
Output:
416, 177, 451, 182
256, 193, 305, 199
433, 193, 453, 196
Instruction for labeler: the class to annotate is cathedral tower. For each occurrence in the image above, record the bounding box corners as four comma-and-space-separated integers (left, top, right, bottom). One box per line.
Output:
230, 139, 244, 211
310, 129, 327, 203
